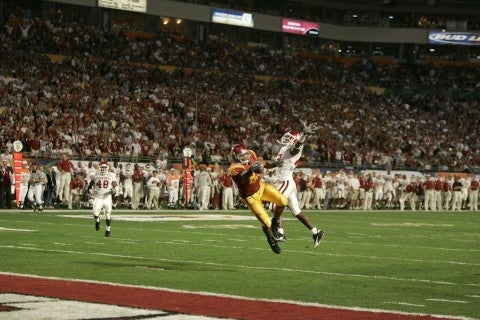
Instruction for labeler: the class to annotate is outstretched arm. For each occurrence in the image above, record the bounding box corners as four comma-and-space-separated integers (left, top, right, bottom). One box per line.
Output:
292, 120, 320, 154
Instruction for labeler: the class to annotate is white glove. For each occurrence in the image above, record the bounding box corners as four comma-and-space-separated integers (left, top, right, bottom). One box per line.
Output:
300, 120, 320, 134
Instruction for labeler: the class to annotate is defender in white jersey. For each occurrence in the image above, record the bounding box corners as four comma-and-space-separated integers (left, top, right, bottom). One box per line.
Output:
268, 121, 325, 249
88, 161, 118, 237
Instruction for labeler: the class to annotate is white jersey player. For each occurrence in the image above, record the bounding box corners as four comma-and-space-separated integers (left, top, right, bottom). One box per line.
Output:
88, 161, 118, 237
28, 163, 47, 213
268, 121, 324, 249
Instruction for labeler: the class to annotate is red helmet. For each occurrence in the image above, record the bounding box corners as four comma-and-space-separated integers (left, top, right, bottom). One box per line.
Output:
279, 130, 300, 146
231, 144, 250, 164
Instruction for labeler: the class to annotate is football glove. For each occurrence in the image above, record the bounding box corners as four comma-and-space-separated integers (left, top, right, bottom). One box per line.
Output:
300, 120, 320, 134
250, 161, 264, 173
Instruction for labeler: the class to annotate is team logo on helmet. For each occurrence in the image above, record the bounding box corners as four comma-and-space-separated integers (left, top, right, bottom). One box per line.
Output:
231, 144, 250, 164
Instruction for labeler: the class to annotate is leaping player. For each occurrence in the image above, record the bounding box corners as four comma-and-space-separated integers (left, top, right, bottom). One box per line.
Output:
268, 121, 325, 248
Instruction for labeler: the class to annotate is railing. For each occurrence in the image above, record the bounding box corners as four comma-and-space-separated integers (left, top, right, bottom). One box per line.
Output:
23, 152, 479, 174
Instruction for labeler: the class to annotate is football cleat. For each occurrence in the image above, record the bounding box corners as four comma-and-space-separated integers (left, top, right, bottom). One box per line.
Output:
271, 219, 287, 242
313, 230, 325, 249
95, 218, 100, 231
105, 230, 110, 237
272, 227, 287, 242
267, 237, 281, 254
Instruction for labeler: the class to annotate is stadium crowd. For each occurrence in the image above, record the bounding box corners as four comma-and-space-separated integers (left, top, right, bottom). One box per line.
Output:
0, 2, 479, 211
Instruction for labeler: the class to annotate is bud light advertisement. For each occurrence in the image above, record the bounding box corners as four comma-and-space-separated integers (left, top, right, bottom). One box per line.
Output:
428, 31, 480, 46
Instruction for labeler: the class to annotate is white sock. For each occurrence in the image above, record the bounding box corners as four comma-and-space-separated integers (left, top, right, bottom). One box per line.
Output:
311, 227, 318, 235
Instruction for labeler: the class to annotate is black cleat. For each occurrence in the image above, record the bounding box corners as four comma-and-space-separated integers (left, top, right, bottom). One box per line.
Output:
267, 237, 281, 254
271, 219, 287, 242
105, 230, 110, 237
313, 230, 325, 249
95, 219, 100, 231
272, 227, 287, 242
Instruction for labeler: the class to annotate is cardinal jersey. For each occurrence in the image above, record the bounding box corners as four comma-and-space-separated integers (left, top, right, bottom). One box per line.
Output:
228, 150, 260, 198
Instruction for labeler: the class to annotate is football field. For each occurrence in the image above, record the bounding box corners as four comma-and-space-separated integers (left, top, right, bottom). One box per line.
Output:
0, 209, 478, 319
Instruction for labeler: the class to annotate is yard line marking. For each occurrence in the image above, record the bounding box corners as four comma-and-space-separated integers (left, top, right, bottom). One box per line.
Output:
465, 295, 480, 298
331, 240, 480, 253
136, 266, 166, 271
383, 302, 426, 307
0, 227, 36, 232
426, 299, 469, 304
53, 242, 74, 246
301, 252, 480, 267
2, 245, 479, 288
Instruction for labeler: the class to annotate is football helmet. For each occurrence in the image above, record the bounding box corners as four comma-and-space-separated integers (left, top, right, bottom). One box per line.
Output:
99, 161, 109, 175
231, 144, 250, 164
279, 130, 300, 146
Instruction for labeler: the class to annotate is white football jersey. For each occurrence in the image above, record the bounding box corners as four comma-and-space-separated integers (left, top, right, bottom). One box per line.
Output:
92, 172, 117, 197
273, 145, 303, 182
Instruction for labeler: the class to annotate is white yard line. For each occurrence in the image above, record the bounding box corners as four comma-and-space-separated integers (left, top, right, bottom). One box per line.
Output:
426, 299, 469, 304
383, 302, 426, 307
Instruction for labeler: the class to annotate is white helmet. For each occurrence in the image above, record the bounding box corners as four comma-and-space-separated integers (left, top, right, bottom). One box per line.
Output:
279, 130, 300, 146
99, 161, 109, 175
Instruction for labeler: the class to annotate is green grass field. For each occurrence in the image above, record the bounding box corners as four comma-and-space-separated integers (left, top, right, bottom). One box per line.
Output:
0, 209, 479, 319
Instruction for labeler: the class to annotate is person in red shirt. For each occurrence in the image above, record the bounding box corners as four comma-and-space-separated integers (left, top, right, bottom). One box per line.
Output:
442, 176, 453, 210
68, 172, 85, 209
423, 175, 435, 210
219, 169, 235, 210
131, 164, 145, 209
434, 176, 444, 210
228, 144, 287, 254
363, 175, 374, 210
468, 176, 479, 210
56, 153, 75, 204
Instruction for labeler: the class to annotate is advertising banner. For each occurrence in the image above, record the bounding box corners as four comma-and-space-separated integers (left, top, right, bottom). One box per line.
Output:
98, 0, 147, 13
212, 8, 254, 28
428, 31, 480, 46
282, 18, 319, 36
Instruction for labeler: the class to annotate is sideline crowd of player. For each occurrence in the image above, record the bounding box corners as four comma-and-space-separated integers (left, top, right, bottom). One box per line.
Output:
1, 152, 479, 215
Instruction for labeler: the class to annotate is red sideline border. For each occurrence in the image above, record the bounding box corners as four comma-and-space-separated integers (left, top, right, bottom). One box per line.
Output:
0, 273, 461, 320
